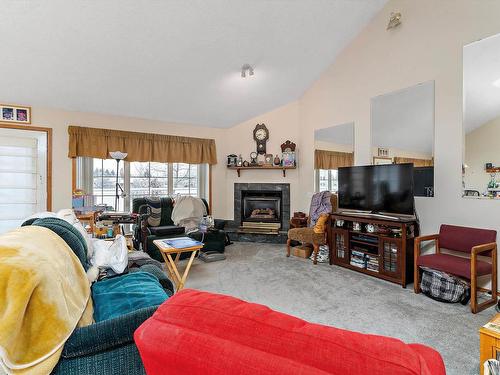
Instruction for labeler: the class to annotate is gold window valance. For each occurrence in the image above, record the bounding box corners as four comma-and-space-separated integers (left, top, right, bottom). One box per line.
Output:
314, 149, 354, 170
68, 126, 217, 165
393, 156, 433, 167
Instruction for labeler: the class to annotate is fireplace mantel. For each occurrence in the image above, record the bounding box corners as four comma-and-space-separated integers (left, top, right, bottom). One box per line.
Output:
227, 165, 296, 177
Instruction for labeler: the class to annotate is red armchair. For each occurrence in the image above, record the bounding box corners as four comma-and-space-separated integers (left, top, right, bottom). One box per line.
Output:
414, 224, 497, 313
135, 289, 445, 375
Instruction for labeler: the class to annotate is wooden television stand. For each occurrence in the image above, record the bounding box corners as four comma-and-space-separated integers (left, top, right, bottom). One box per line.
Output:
329, 212, 419, 288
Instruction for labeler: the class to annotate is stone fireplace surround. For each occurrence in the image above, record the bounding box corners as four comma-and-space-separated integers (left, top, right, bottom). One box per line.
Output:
227, 183, 290, 243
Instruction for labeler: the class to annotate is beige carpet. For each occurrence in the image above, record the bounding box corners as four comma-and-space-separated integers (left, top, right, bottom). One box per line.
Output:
185, 242, 493, 375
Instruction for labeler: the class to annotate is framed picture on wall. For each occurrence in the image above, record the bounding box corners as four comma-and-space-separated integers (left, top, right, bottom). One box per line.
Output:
373, 156, 392, 165
0, 104, 31, 124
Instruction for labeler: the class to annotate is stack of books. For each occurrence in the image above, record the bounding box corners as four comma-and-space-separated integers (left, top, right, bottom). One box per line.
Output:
350, 250, 366, 269
336, 235, 345, 258
383, 243, 398, 272
366, 254, 379, 273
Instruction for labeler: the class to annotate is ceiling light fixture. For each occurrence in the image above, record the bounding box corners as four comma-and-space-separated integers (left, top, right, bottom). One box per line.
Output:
241, 64, 254, 78
387, 12, 402, 30
493, 78, 500, 88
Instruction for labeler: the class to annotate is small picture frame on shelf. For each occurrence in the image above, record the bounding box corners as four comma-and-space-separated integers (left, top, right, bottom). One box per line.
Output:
282, 151, 295, 167
373, 156, 392, 165
0, 104, 31, 124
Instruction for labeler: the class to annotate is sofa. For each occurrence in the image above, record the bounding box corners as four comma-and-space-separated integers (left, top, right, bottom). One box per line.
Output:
18, 217, 173, 375
132, 197, 227, 262
135, 289, 446, 375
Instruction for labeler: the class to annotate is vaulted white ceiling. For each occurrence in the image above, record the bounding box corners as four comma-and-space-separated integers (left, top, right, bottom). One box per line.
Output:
0, 0, 386, 128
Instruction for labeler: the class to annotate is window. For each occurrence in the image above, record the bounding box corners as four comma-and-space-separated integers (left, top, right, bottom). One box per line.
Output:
316, 169, 338, 193
0, 128, 48, 233
92, 158, 125, 211
172, 163, 199, 196
130, 162, 168, 202
78, 158, 207, 211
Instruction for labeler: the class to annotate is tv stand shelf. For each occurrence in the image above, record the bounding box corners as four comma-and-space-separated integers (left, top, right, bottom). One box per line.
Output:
328, 213, 419, 288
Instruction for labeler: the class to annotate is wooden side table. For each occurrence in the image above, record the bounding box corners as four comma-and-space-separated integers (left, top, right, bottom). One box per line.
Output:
480, 313, 500, 375
153, 239, 203, 292
76, 211, 97, 233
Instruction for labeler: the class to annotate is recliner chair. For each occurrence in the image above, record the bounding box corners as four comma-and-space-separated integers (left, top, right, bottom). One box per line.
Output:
132, 197, 227, 262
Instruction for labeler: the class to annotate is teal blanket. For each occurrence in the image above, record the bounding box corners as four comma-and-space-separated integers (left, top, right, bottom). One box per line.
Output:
92, 271, 168, 322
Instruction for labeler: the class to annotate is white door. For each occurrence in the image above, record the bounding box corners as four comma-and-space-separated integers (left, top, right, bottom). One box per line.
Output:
0, 128, 48, 233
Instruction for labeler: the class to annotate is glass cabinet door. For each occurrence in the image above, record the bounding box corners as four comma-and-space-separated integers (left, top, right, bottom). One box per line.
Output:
380, 238, 401, 277
332, 229, 349, 264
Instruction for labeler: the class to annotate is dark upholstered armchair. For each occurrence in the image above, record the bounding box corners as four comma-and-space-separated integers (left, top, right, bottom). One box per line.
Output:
132, 197, 227, 262
414, 224, 497, 313
133, 197, 185, 261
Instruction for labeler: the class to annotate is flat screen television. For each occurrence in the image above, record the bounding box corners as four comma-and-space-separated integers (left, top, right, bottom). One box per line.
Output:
338, 163, 415, 215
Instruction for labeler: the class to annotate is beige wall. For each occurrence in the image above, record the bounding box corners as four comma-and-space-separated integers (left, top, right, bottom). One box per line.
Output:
15, 1, 500, 279
27, 102, 300, 221
296, 0, 500, 285
221, 101, 300, 219
28, 107, 228, 217
464, 116, 500, 192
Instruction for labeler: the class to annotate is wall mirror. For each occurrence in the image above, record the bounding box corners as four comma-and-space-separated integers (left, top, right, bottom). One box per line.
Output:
314, 122, 354, 193
371, 81, 435, 197
463, 33, 500, 199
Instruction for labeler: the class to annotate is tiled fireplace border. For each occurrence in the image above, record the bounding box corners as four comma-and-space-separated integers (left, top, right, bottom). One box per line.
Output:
233, 183, 290, 231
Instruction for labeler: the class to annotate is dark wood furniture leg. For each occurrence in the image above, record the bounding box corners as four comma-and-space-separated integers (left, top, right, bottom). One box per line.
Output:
286, 239, 291, 257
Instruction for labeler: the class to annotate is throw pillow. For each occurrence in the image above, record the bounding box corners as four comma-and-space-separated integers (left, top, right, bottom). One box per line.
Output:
313, 213, 329, 234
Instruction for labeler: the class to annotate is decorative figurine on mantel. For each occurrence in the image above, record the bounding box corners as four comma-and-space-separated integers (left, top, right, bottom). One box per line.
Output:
280, 140, 296, 153
249, 152, 258, 166
281, 140, 297, 167
273, 155, 281, 166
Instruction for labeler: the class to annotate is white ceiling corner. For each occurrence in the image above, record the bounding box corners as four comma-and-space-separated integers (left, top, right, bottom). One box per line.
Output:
0, 0, 387, 128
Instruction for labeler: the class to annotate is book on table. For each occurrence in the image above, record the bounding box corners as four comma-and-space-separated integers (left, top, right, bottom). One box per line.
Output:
484, 315, 500, 334
161, 237, 203, 249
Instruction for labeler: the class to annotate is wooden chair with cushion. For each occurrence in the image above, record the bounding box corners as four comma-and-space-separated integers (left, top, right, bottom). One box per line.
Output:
414, 224, 497, 313
286, 192, 337, 264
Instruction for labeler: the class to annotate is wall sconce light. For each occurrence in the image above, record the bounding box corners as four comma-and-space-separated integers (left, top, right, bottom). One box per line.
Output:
241, 64, 254, 78
387, 12, 402, 30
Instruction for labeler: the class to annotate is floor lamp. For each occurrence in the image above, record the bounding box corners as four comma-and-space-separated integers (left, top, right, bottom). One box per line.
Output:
109, 151, 127, 211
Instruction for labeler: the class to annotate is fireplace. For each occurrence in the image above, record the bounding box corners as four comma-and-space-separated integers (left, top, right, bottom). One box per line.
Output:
242, 190, 282, 225
233, 183, 290, 234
